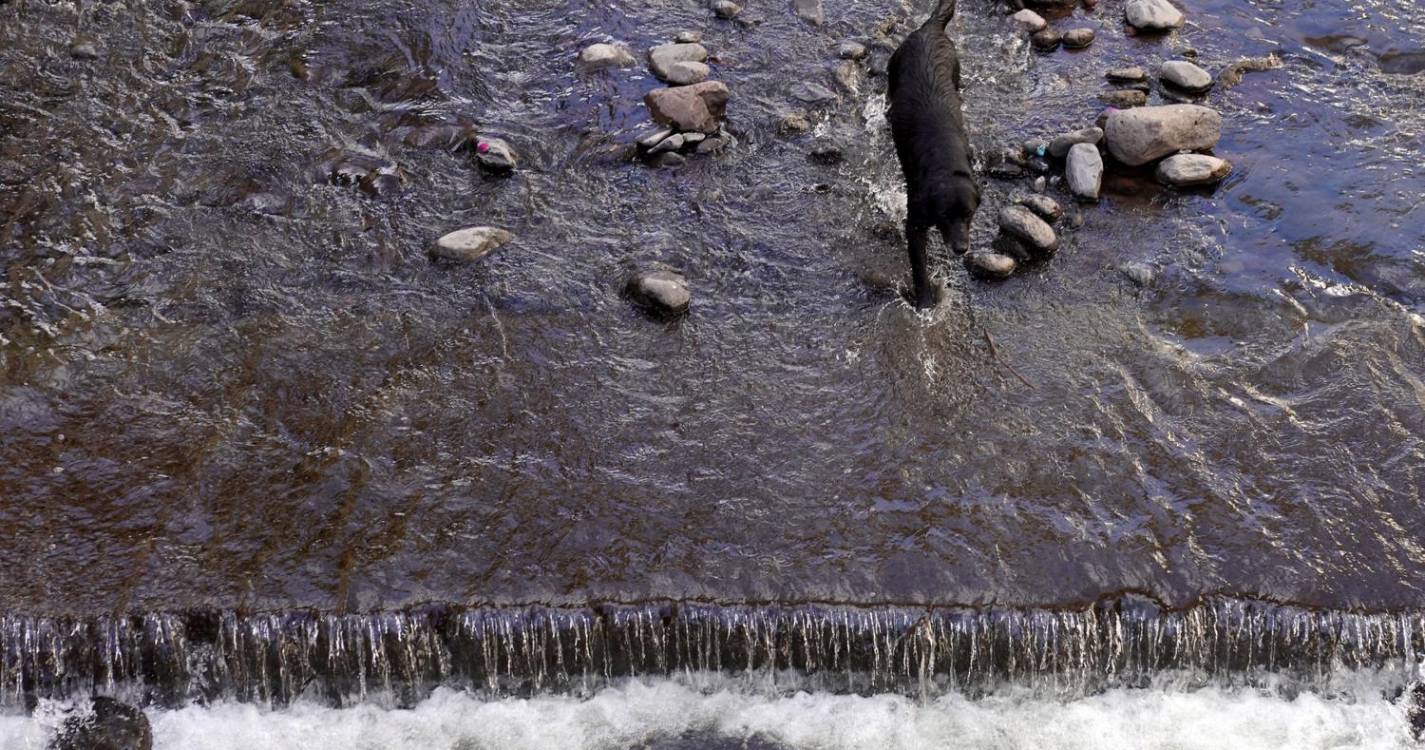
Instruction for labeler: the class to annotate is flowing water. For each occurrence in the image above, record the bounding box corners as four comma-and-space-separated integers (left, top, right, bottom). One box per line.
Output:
1, 0, 1424, 746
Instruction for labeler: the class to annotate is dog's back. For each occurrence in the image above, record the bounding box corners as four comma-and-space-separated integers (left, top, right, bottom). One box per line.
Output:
887, 0, 979, 307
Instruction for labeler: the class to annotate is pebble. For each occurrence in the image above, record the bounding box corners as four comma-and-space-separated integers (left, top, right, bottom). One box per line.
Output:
1048, 126, 1103, 158
645, 81, 731, 133
1155, 153, 1232, 186
790, 81, 839, 104
998, 205, 1059, 254
1124, 0, 1185, 31
1031, 29, 1061, 52
1099, 89, 1149, 107
1104, 104, 1222, 166
648, 43, 709, 82
431, 226, 514, 262
1015, 193, 1063, 224
1065, 142, 1103, 201
1022, 139, 1049, 158
637, 128, 676, 150
837, 41, 869, 60
1105, 66, 1147, 82
794, 0, 825, 25
711, 0, 743, 18
1032, 176, 1047, 192
648, 133, 686, 155
682, 132, 707, 145
69, 40, 100, 60
1159, 60, 1214, 93
625, 271, 692, 316
675, 31, 704, 43
654, 152, 687, 168
579, 43, 636, 69
476, 137, 518, 174
966, 253, 1018, 280
1011, 9, 1048, 33
1062, 28, 1096, 49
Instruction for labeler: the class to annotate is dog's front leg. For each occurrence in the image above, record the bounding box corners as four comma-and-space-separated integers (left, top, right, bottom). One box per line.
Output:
906, 220, 935, 308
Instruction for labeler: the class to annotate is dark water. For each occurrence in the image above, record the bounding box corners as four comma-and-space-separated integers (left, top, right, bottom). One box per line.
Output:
2, 0, 1425, 729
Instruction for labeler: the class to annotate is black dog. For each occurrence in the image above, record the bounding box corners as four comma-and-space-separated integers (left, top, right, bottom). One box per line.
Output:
887, 0, 981, 308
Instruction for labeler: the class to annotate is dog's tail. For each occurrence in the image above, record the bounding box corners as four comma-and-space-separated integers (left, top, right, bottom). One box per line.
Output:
932, 0, 956, 25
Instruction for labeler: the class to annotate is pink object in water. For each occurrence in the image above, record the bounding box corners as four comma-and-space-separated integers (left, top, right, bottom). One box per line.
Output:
476, 141, 491, 154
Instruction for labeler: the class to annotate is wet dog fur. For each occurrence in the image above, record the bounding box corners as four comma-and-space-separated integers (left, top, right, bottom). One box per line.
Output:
887, 0, 980, 308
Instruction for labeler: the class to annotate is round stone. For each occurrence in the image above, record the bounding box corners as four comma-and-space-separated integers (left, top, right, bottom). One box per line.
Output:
966, 253, 1018, 280
625, 271, 692, 316
1062, 28, 1096, 49
431, 227, 514, 262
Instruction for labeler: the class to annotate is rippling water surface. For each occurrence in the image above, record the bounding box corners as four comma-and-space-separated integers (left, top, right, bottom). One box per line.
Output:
2, 0, 1424, 744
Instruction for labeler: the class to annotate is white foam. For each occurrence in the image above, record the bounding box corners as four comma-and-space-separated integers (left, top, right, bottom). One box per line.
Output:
0, 674, 1416, 750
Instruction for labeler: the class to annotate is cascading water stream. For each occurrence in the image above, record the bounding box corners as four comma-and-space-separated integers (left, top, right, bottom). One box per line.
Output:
3, 596, 1423, 712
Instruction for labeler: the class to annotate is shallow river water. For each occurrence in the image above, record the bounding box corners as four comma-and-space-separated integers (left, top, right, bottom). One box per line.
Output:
2, 0, 1424, 746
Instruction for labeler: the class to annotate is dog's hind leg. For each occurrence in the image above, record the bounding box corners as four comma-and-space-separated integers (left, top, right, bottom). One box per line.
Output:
906, 220, 936, 308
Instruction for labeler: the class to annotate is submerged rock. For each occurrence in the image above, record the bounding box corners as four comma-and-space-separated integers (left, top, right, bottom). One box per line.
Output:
810, 143, 844, 164
1156, 153, 1232, 186
579, 43, 636, 69
1011, 9, 1047, 33
779, 112, 812, 134
837, 41, 869, 60
790, 81, 839, 104
52, 697, 152, 750
645, 81, 731, 133
1062, 28, 1096, 49
1099, 89, 1149, 107
1048, 126, 1103, 158
1217, 55, 1280, 88
69, 39, 100, 60
998, 205, 1059, 254
793, 0, 825, 25
966, 252, 1018, 280
313, 148, 404, 195
625, 271, 691, 317
1120, 261, 1155, 287
431, 227, 513, 262
1124, 0, 1185, 31
675, 31, 704, 43
696, 133, 733, 154
1160, 60, 1213, 93
1104, 104, 1222, 166
476, 137, 518, 174
1066, 143, 1103, 201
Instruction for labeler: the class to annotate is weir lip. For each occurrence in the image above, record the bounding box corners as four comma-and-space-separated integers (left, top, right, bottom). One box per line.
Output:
2, 595, 1423, 710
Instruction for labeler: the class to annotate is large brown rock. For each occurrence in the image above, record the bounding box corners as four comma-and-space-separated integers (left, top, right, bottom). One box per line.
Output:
1104, 104, 1221, 166
645, 81, 731, 134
